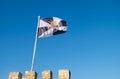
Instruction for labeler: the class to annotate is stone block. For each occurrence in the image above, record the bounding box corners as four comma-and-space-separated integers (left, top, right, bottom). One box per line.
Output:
42, 70, 52, 79
58, 70, 70, 79
9, 72, 22, 79
24, 71, 37, 79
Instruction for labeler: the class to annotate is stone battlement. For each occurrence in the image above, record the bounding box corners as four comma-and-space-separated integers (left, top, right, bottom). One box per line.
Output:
8, 69, 70, 79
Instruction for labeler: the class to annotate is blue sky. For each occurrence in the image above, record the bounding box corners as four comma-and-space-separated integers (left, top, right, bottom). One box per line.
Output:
0, 0, 120, 79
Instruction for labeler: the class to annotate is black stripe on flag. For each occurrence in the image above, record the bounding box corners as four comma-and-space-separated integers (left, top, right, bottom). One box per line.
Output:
42, 18, 53, 24
59, 20, 67, 26
53, 30, 66, 35
37, 27, 49, 37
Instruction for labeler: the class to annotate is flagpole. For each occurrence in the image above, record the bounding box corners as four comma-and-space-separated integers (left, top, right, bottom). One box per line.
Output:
31, 16, 40, 71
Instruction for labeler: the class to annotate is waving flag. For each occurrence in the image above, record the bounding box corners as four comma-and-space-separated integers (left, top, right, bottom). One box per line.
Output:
37, 17, 67, 38
31, 16, 67, 71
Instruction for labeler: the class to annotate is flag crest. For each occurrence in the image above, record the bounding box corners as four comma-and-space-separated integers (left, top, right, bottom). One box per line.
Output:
37, 17, 67, 38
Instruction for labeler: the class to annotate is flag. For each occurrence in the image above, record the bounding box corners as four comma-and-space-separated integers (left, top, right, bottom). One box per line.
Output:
37, 17, 67, 38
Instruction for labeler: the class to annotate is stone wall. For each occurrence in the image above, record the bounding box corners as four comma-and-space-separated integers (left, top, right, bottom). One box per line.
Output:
8, 70, 70, 79
42, 70, 52, 79
58, 70, 70, 79
9, 72, 22, 79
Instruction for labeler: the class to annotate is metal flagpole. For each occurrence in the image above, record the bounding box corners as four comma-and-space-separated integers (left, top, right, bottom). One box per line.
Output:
31, 16, 40, 71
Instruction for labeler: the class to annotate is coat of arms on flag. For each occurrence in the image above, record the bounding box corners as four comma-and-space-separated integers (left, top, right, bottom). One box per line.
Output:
37, 17, 67, 38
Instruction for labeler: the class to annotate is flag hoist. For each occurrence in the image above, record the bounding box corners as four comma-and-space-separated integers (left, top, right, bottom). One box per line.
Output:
31, 16, 67, 71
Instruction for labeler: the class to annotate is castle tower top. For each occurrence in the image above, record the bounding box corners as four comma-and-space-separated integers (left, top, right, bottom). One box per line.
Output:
58, 70, 70, 79
8, 72, 22, 79
24, 71, 37, 79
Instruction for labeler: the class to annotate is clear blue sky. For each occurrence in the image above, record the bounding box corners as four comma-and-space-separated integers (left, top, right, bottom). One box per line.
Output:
0, 0, 120, 79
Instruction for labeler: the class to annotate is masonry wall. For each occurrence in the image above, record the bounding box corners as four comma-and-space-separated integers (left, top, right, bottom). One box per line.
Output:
8, 70, 70, 79
58, 70, 70, 79
23, 71, 37, 79
42, 70, 52, 79
9, 72, 22, 79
